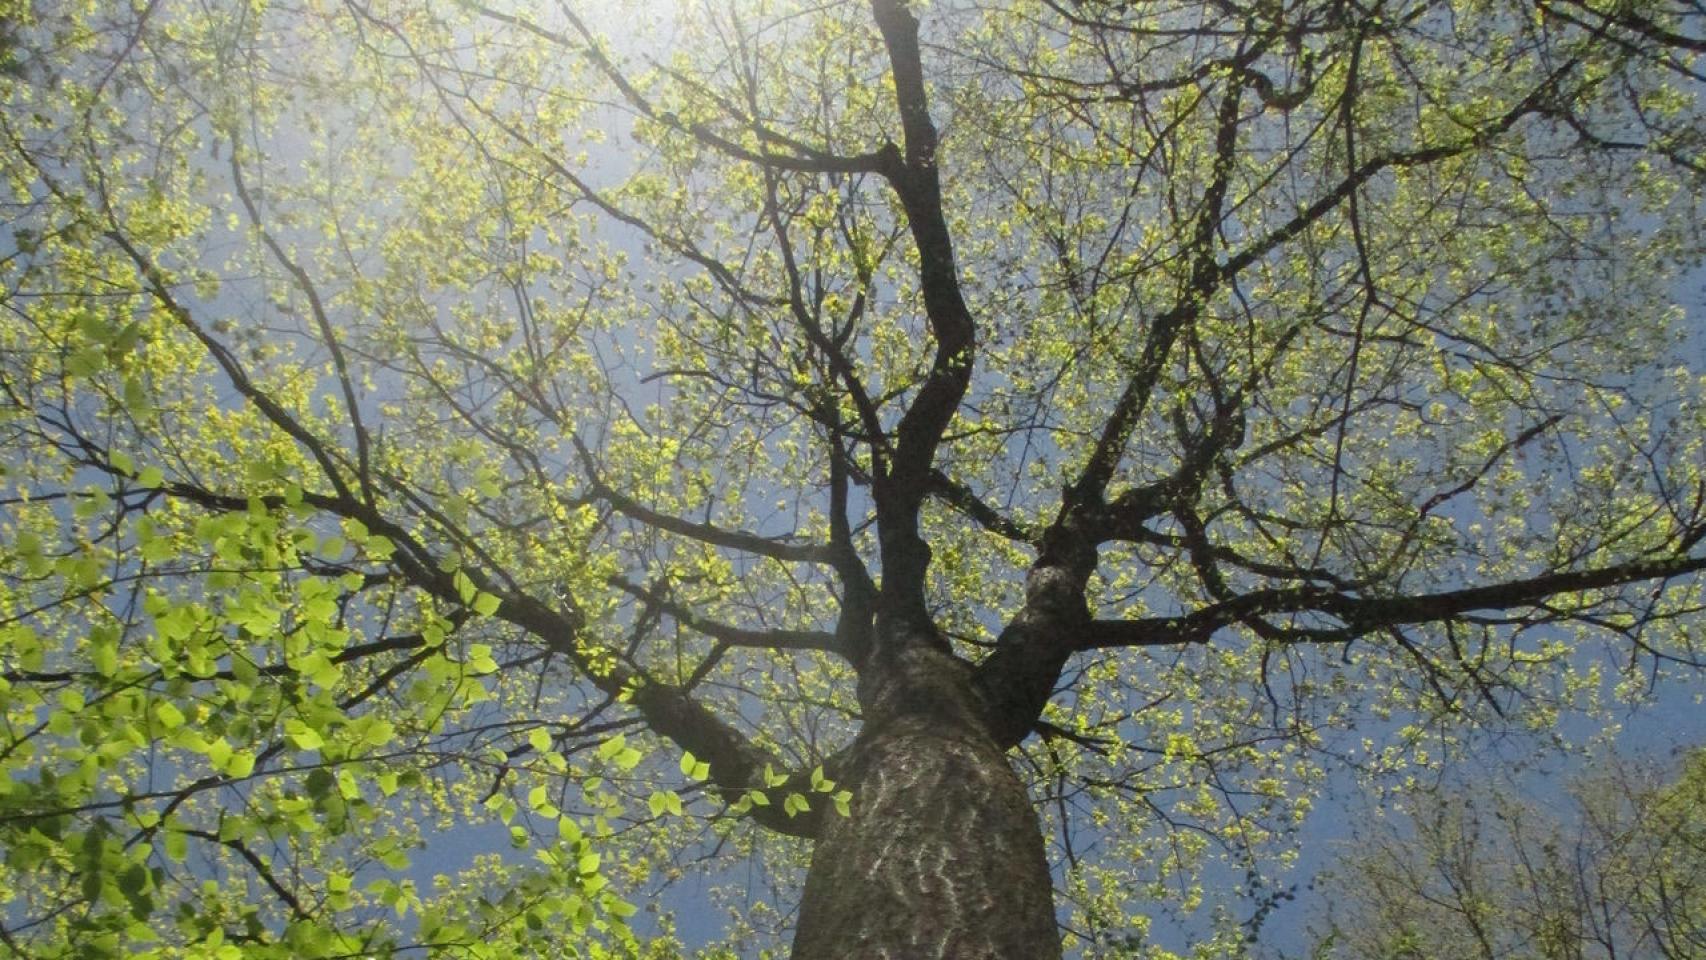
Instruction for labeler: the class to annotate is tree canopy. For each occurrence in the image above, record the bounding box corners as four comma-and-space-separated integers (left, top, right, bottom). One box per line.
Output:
1, 0, 1704, 957
1316, 749, 1706, 960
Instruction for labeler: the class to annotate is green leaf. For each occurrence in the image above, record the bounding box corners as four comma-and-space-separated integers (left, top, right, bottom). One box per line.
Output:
466, 644, 499, 674
153, 701, 185, 730
647, 790, 682, 817
363, 719, 397, 747
224, 750, 256, 779
110, 319, 143, 355
205, 736, 231, 770
679, 750, 710, 780
284, 719, 325, 751
91, 638, 119, 677
122, 375, 149, 412
453, 569, 477, 605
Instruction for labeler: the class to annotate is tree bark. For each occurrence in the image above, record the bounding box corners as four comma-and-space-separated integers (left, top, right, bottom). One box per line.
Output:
791, 649, 1060, 960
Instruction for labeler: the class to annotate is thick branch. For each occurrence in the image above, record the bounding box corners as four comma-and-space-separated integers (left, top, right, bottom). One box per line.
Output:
1065, 76, 1244, 511
868, 0, 979, 626
1082, 552, 1706, 650
972, 75, 1251, 749
1542, 0, 1706, 55
929, 469, 1038, 544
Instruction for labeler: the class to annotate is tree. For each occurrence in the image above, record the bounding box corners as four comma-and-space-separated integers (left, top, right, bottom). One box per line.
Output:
1313, 749, 1706, 960
1, 0, 1704, 956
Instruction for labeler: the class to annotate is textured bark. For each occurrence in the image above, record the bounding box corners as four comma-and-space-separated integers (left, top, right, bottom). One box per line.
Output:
791, 650, 1059, 960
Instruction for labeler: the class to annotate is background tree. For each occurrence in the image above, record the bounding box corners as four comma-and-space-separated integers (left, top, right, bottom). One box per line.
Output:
1, 0, 1704, 957
1311, 748, 1706, 960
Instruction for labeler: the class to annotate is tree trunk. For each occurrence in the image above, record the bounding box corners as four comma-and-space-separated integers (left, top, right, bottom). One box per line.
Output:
791, 651, 1060, 959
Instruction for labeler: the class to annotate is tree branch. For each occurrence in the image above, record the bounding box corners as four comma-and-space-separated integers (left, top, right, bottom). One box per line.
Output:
1082, 552, 1706, 650
609, 576, 841, 655
478, 2, 887, 176
572, 436, 833, 565
867, 0, 979, 627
